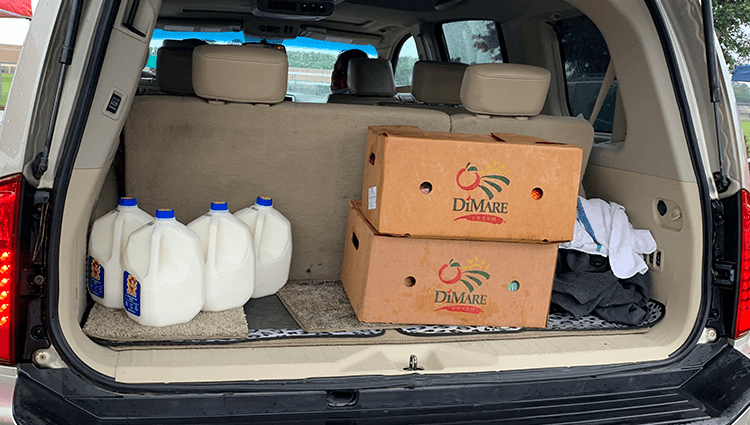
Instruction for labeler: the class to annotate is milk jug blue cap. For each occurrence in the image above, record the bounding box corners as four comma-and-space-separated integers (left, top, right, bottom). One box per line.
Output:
119, 197, 137, 207
256, 196, 273, 207
155, 209, 175, 219
211, 202, 229, 211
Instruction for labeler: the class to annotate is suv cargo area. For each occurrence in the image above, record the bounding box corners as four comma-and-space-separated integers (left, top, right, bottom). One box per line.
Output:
36, 0, 714, 385
6, 0, 750, 419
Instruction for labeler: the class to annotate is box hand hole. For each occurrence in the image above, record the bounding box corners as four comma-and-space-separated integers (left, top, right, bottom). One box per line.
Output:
351, 233, 359, 250
508, 280, 520, 292
369, 153, 376, 165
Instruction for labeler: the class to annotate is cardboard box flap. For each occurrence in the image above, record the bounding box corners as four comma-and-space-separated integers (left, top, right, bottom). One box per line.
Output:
368, 125, 426, 139
491, 133, 583, 150
371, 125, 498, 143
370, 127, 586, 150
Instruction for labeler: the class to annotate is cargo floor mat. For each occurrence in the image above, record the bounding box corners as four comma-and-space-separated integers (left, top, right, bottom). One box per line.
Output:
276, 280, 406, 332
83, 294, 386, 348
396, 301, 665, 336
279, 280, 665, 336
84, 281, 664, 349
82, 304, 250, 342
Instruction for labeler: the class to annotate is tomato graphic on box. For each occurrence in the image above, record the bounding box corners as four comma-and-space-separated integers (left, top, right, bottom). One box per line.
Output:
438, 257, 491, 292
438, 261, 462, 284
455, 162, 510, 200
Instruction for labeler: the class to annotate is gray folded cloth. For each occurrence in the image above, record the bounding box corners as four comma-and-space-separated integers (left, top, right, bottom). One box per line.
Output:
551, 250, 650, 326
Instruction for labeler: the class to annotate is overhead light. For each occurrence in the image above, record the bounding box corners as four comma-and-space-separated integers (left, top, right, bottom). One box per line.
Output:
434, 0, 465, 11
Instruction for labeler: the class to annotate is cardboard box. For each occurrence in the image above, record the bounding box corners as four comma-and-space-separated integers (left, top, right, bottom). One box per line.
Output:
362, 126, 583, 242
341, 201, 558, 327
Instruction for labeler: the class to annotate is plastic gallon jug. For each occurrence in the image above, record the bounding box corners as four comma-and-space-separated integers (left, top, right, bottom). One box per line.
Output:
88, 197, 152, 309
123, 209, 205, 327
234, 197, 292, 298
187, 202, 255, 311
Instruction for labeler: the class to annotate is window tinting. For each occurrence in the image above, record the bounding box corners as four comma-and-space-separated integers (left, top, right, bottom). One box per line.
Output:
442, 20, 503, 65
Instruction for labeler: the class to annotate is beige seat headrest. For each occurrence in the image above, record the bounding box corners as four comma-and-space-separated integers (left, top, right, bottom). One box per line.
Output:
412, 61, 468, 104
192, 44, 288, 104
156, 39, 207, 95
347, 58, 397, 97
460, 63, 551, 116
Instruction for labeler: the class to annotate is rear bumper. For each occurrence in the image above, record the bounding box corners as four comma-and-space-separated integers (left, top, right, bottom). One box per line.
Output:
0, 366, 16, 424
10, 341, 750, 424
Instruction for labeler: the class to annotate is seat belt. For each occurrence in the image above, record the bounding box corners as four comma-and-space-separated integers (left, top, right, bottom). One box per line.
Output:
589, 60, 615, 126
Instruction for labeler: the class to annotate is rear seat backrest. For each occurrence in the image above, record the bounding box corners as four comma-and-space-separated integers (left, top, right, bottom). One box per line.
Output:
327, 58, 398, 104
155, 39, 207, 95
451, 63, 594, 187
124, 45, 450, 282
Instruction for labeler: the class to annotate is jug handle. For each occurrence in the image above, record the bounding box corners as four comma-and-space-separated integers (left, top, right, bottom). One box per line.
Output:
112, 213, 125, 263
253, 209, 268, 260
148, 227, 163, 279
207, 218, 218, 266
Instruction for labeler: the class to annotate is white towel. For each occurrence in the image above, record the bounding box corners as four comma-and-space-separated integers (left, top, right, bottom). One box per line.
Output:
560, 197, 657, 279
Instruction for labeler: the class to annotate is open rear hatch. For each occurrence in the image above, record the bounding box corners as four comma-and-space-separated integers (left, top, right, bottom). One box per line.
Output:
18, 0, 735, 402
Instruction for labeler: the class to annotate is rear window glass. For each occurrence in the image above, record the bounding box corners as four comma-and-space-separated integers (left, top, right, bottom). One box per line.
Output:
394, 36, 418, 87
441, 20, 503, 64
283, 38, 377, 103
558, 15, 617, 133
147, 29, 246, 72
147, 30, 377, 103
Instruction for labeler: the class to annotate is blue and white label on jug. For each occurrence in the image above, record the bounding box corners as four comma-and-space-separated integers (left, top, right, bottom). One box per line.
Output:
88, 256, 105, 299
123, 271, 141, 316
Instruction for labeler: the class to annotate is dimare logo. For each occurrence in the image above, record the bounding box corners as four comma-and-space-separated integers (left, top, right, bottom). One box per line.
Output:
434, 257, 491, 315
453, 161, 510, 225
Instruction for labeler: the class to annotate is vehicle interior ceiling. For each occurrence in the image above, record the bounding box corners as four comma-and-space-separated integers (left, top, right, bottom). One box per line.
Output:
155, 0, 578, 59
56, 0, 707, 383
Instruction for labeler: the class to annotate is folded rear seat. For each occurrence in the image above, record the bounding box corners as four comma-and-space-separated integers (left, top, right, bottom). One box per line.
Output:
451, 63, 595, 189
123, 44, 451, 281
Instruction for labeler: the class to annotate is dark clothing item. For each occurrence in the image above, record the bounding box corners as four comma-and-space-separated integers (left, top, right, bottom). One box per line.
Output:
551, 250, 650, 326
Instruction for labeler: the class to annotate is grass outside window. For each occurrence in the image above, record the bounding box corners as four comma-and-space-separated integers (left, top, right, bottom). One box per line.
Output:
1, 74, 12, 108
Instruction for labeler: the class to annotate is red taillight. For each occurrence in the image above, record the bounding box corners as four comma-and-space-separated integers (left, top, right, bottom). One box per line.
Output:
735, 190, 750, 338
0, 174, 21, 364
